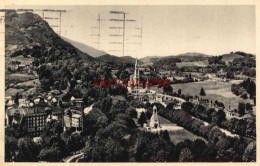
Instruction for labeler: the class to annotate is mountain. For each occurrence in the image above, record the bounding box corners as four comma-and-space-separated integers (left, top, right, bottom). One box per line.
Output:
61, 36, 107, 58
5, 10, 95, 62
5, 10, 100, 92
97, 54, 143, 65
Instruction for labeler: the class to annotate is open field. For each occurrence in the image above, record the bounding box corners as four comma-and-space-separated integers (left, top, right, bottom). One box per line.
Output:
6, 73, 37, 82
168, 129, 207, 144
170, 80, 253, 110
151, 79, 253, 110
158, 115, 206, 144
158, 115, 175, 124
5, 88, 24, 97
16, 79, 40, 86
6, 55, 33, 65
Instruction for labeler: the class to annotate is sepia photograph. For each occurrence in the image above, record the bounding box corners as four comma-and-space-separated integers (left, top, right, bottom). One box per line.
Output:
1, 4, 256, 162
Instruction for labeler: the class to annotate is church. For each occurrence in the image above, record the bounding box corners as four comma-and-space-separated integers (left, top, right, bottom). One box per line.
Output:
128, 58, 149, 92
128, 58, 185, 105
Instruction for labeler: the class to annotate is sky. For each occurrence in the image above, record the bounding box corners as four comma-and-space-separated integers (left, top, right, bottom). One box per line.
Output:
9, 5, 255, 58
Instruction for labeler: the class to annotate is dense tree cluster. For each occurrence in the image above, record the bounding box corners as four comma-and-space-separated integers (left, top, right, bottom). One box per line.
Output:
181, 102, 255, 139
5, 119, 83, 162
158, 107, 256, 162
81, 97, 177, 162
208, 56, 225, 65
231, 78, 256, 102
5, 118, 89, 162
154, 57, 181, 70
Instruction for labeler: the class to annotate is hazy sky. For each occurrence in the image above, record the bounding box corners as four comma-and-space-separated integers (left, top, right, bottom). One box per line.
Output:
10, 5, 255, 57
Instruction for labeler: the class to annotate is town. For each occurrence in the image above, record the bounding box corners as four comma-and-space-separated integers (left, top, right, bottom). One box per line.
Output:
4, 6, 256, 163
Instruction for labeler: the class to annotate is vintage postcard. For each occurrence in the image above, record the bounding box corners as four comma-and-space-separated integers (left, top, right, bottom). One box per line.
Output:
0, 0, 258, 164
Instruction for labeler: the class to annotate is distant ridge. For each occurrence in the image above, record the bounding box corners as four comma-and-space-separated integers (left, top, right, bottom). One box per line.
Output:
173, 52, 210, 58
140, 52, 210, 64
97, 54, 143, 65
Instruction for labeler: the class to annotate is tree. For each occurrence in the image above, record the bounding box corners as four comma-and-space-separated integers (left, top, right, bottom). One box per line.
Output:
39, 133, 68, 161
190, 139, 207, 161
5, 135, 18, 162
226, 71, 234, 79
15, 137, 40, 162
163, 85, 173, 94
138, 112, 147, 127
104, 137, 128, 161
241, 92, 248, 99
160, 130, 170, 141
93, 97, 112, 115
115, 113, 137, 129
246, 103, 253, 111
238, 103, 245, 116
14, 92, 20, 105
217, 109, 226, 122
120, 70, 130, 79
145, 109, 152, 120
83, 108, 108, 136
181, 102, 194, 112
43, 120, 63, 137
242, 141, 256, 162
127, 108, 137, 118
200, 87, 206, 96
66, 132, 85, 152
166, 102, 176, 111
178, 89, 182, 96
38, 146, 63, 162
178, 148, 194, 162
211, 110, 226, 124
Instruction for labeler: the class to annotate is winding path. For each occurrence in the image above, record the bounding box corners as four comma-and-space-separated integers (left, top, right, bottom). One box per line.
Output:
64, 153, 84, 163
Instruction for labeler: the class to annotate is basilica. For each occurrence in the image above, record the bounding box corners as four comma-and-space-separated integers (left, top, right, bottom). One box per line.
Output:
128, 58, 185, 106
129, 58, 186, 131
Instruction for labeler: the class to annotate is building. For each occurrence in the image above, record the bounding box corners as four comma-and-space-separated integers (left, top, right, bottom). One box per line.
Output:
63, 97, 84, 132
21, 106, 63, 137
128, 58, 185, 107
149, 106, 160, 129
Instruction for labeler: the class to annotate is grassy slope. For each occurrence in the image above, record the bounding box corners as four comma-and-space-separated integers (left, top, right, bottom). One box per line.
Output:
176, 60, 209, 67
221, 53, 243, 63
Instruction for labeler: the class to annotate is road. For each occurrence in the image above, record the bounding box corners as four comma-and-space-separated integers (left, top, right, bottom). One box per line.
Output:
64, 153, 84, 163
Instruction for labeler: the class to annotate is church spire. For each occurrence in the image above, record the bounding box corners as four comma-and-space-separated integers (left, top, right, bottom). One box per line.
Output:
134, 56, 138, 80
135, 56, 138, 68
